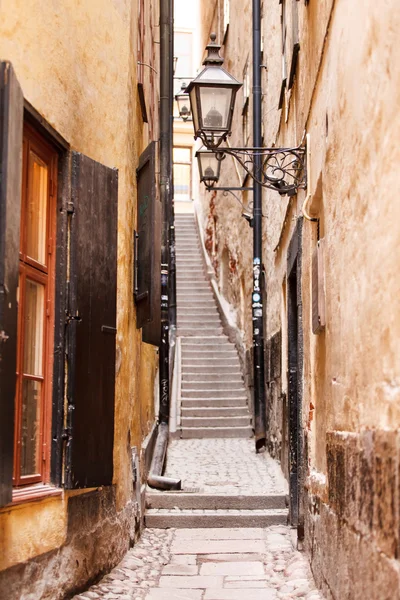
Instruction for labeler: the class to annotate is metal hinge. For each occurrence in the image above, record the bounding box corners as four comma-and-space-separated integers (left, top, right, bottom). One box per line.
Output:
133, 230, 139, 299
66, 310, 81, 324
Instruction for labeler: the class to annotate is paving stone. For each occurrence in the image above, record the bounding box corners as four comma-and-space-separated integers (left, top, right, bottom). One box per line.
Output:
174, 527, 264, 540
159, 575, 223, 588
145, 590, 203, 600
201, 553, 264, 562
170, 554, 197, 565
162, 564, 199, 575
200, 561, 264, 576
223, 579, 269, 588
171, 539, 265, 554
204, 589, 278, 599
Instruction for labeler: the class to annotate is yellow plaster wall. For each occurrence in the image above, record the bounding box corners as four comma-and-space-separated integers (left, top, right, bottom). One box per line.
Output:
0, 0, 158, 571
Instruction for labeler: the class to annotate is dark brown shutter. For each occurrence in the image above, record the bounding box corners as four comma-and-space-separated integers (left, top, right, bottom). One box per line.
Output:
135, 142, 161, 346
0, 63, 23, 507
65, 152, 118, 489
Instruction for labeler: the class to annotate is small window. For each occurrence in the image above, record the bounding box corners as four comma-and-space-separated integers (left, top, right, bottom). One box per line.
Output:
13, 123, 57, 487
173, 146, 192, 201
242, 61, 250, 147
224, 0, 230, 35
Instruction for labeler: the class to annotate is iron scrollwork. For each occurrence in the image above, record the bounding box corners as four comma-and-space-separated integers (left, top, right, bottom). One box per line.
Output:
214, 143, 306, 196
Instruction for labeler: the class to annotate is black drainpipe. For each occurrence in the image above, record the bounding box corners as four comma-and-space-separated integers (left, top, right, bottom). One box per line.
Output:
252, 0, 267, 452
148, 0, 181, 490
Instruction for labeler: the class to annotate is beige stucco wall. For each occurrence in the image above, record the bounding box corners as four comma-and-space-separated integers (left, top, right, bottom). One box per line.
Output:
199, 0, 400, 596
0, 0, 159, 578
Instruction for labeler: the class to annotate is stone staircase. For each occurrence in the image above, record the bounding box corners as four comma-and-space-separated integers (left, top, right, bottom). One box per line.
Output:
175, 213, 252, 439
144, 213, 288, 529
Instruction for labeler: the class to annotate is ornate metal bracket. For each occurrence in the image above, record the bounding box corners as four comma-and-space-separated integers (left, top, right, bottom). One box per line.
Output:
214, 143, 306, 196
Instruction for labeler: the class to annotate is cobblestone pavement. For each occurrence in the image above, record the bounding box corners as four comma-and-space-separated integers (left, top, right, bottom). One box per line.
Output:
164, 439, 289, 495
74, 526, 325, 600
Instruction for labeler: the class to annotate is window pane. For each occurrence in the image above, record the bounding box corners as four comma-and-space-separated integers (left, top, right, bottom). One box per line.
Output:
20, 379, 42, 476
27, 151, 48, 264
23, 279, 45, 376
174, 32, 192, 79
174, 164, 191, 200
173, 147, 191, 162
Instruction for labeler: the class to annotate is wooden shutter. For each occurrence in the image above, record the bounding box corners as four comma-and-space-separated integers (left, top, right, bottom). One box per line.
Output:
135, 142, 161, 346
65, 152, 118, 489
0, 63, 23, 507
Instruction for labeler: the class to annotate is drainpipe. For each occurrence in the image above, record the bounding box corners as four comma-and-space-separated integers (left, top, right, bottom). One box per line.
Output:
169, 0, 177, 335
252, 0, 267, 452
148, 0, 181, 490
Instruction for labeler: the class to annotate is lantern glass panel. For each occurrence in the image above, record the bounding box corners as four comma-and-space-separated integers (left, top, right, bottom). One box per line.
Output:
201, 154, 219, 181
176, 95, 190, 120
199, 86, 232, 131
190, 88, 199, 132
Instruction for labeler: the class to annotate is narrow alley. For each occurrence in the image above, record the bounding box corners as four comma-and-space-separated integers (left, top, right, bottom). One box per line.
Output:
72, 213, 323, 600
1, 1, 399, 599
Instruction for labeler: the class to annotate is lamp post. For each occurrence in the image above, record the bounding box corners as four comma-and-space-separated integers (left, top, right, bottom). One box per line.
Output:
187, 31, 307, 453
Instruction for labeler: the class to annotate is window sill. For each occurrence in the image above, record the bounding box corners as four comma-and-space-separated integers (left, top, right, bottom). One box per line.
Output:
10, 483, 63, 506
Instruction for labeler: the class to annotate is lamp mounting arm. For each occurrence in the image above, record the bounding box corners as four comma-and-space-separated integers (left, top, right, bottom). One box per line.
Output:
213, 143, 307, 196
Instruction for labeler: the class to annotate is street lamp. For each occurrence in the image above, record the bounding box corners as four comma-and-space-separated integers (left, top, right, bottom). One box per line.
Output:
175, 82, 192, 121
196, 148, 222, 187
187, 35, 307, 196
185, 33, 242, 149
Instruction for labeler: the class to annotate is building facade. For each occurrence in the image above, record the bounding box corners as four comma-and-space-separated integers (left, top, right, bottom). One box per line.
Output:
198, 1, 400, 598
0, 1, 160, 598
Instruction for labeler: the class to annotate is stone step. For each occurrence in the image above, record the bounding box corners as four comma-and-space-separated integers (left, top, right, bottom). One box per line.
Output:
176, 288, 212, 294
182, 389, 246, 399
181, 352, 238, 361
181, 406, 249, 417
178, 315, 220, 322
175, 246, 201, 251
145, 508, 288, 528
181, 397, 248, 408
176, 263, 202, 267
145, 493, 287, 510
181, 415, 250, 428
178, 316, 220, 322
179, 328, 224, 336
178, 304, 217, 310
180, 425, 253, 439
182, 356, 240, 363
181, 336, 229, 345
182, 349, 237, 356
181, 376, 243, 385
182, 373, 242, 382
182, 365, 241, 373
181, 390, 245, 398
178, 323, 222, 330
177, 282, 210, 288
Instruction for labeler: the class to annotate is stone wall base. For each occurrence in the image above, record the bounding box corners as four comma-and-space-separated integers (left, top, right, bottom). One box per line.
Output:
0, 486, 141, 600
305, 429, 400, 600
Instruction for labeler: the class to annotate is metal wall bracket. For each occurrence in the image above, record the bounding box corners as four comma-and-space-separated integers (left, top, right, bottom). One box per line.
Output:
212, 142, 306, 196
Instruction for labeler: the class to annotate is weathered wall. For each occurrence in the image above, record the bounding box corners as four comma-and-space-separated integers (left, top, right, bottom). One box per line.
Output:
0, 0, 159, 597
198, 0, 400, 597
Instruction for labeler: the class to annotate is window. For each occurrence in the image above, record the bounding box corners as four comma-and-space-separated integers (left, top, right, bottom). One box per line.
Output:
174, 31, 193, 96
242, 61, 250, 146
173, 147, 192, 201
278, 0, 300, 109
138, 0, 145, 84
224, 0, 230, 37
13, 123, 57, 486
